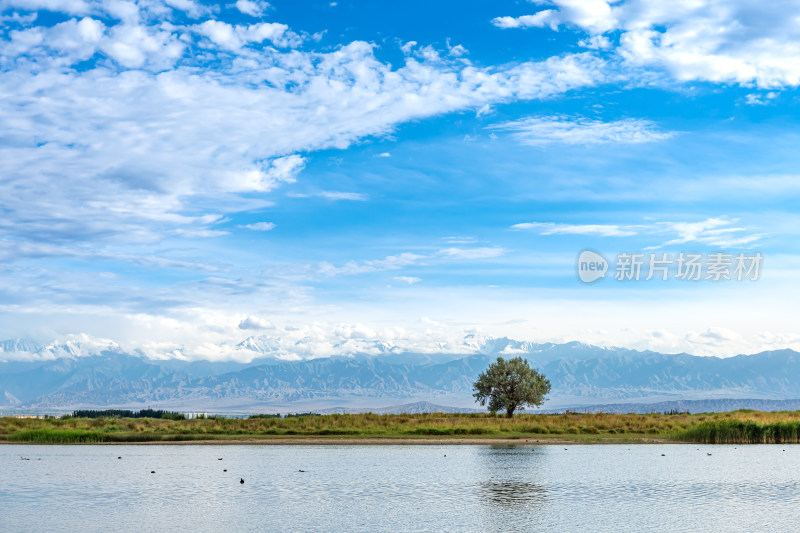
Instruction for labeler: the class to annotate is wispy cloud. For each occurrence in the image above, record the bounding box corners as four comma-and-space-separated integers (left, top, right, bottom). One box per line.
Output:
393, 276, 421, 285
318, 253, 426, 277
317, 247, 506, 277
239, 222, 276, 231
318, 191, 368, 201
490, 116, 676, 145
653, 218, 767, 249
512, 223, 639, 237
514, 217, 767, 248
288, 191, 368, 201
435, 247, 506, 260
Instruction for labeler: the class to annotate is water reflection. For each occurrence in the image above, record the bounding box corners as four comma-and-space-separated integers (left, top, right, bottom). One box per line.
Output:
475, 445, 548, 510
479, 480, 547, 506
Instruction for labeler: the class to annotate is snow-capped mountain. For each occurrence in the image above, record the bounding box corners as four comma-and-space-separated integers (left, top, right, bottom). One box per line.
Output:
1, 336, 800, 412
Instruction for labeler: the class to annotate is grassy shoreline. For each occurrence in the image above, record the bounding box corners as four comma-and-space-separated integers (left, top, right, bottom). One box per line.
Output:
4, 410, 800, 444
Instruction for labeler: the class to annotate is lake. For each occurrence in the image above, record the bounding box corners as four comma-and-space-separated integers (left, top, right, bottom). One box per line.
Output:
2, 443, 799, 532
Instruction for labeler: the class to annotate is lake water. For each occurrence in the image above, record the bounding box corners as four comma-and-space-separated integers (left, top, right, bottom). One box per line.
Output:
2, 443, 799, 532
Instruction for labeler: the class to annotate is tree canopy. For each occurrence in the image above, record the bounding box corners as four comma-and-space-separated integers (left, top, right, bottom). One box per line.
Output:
472, 356, 551, 417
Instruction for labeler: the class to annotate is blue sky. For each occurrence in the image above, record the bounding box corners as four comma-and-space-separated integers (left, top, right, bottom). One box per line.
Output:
1, 0, 799, 360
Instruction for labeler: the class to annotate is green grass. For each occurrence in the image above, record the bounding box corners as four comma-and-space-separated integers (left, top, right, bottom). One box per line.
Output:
674, 420, 800, 444
4, 410, 800, 444
9, 429, 107, 443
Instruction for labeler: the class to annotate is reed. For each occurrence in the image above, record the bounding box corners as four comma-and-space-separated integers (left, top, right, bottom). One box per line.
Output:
674, 420, 800, 444
10, 429, 106, 443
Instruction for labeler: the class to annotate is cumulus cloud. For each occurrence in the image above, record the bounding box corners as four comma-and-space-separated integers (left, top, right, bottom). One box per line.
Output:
238, 316, 275, 330
193, 20, 298, 50
490, 115, 676, 145
234, 0, 269, 17
492, 0, 800, 88
492, 0, 616, 33
0, 3, 607, 267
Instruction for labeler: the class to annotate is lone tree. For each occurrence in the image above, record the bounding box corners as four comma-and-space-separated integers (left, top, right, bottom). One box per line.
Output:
473, 356, 551, 417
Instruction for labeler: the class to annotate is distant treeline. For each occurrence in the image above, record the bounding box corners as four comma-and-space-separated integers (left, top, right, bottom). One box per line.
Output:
249, 412, 317, 419
70, 409, 186, 420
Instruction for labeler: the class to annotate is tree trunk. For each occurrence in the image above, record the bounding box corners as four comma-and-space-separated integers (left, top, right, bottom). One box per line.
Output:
506, 406, 515, 418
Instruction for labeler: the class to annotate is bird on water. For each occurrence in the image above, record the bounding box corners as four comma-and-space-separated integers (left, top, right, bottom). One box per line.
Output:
240, 478, 245, 484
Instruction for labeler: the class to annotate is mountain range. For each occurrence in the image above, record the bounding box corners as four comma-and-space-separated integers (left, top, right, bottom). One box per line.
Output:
2, 337, 800, 414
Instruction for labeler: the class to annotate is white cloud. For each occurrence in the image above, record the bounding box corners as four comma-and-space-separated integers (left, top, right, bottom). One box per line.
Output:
318, 252, 426, 277
490, 115, 676, 145
318, 191, 368, 201
39, 333, 121, 359
512, 222, 639, 237
317, 246, 506, 277
163, 0, 204, 17
240, 222, 276, 231
235, 0, 269, 17
492, 12, 557, 30
10, 317, 800, 362
435, 247, 506, 260
171, 228, 229, 238
400, 40, 417, 54
288, 191, 368, 201
655, 217, 767, 248
514, 217, 766, 248
443, 236, 478, 244
578, 34, 612, 50
492, 0, 616, 33
193, 20, 296, 50
223, 155, 306, 193
1, 0, 92, 15
447, 41, 468, 57
493, 0, 800, 88
745, 92, 779, 105
0, 5, 606, 262
238, 316, 275, 330
394, 276, 421, 285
